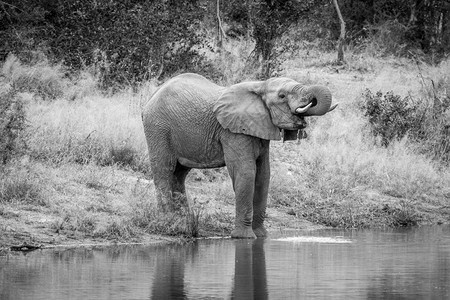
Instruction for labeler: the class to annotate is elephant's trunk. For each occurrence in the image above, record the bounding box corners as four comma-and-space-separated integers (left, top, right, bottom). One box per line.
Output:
293, 85, 336, 116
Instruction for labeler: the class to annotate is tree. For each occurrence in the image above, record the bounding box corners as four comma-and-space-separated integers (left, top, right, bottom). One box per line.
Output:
50, 0, 206, 85
0, 0, 207, 85
332, 0, 345, 63
248, 0, 316, 78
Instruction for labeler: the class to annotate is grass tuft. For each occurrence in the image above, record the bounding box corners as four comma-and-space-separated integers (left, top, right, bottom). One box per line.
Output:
95, 218, 137, 240
0, 164, 45, 205
128, 187, 233, 238
1, 54, 68, 100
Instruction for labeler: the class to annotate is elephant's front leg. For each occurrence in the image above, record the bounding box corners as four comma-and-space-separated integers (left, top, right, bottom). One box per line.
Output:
227, 161, 257, 239
253, 147, 270, 237
223, 135, 262, 239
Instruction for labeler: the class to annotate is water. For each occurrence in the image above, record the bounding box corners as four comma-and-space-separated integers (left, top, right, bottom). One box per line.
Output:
1, 226, 449, 299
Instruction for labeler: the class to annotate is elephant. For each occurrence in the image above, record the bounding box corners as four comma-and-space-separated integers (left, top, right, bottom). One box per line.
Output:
142, 73, 337, 239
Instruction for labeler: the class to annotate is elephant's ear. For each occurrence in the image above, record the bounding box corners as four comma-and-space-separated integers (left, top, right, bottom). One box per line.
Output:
213, 81, 281, 140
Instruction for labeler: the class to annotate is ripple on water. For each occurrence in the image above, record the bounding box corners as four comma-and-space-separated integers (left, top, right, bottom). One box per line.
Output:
274, 236, 352, 243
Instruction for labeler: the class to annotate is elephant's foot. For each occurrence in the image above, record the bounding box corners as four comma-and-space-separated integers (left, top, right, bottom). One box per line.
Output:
252, 225, 268, 238
231, 226, 257, 239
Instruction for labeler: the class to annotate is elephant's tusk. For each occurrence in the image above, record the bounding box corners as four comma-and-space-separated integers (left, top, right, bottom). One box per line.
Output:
295, 102, 313, 114
328, 103, 339, 112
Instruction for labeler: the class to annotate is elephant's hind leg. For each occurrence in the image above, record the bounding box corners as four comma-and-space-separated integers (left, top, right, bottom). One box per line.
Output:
150, 155, 191, 211
148, 135, 181, 212
151, 159, 176, 212
172, 162, 191, 209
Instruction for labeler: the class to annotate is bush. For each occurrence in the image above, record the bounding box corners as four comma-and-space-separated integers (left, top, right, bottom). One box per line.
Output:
0, 87, 26, 164
361, 89, 450, 161
361, 90, 419, 146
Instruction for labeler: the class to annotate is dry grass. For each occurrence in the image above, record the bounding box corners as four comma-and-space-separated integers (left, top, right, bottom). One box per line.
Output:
268, 52, 450, 227
0, 162, 46, 206
1, 48, 449, 247
1, 54, 68, 100
25, 92, 150, 171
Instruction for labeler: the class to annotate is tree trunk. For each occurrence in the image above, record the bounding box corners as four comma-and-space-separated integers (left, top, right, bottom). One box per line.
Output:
442, 3, 450, 52
216, 0, 226, 50
332, 0, 345, 63
415, 0, 429, 51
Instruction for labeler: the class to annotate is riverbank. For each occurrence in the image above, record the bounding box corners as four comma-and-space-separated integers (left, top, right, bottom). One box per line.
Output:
1, 52, 450, 252
0, 160, 324, 251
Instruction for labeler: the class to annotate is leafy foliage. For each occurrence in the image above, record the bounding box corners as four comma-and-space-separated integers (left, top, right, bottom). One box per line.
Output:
50, 0, 206, 86
1, 0, 450, 84
361, 89, 450, 161
223, 0, 319, 78
1, 0, 206, 87
361, 90, 419, 146
329, 0, 450, 58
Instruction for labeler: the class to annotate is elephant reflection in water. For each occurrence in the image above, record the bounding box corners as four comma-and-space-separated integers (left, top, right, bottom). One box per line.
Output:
232, 239, 268, 299
150, 240, 268, 299
151, 243, 192, 299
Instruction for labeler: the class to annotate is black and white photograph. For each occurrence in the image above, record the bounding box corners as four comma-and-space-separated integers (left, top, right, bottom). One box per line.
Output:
1, 0, 449, 299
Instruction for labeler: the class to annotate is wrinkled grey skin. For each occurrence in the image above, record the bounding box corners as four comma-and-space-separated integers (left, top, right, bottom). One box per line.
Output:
142, 73, 337, 238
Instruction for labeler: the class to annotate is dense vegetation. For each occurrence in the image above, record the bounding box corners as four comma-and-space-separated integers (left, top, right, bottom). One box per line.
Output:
1, 0, 449, 83
1, 1, 449, 245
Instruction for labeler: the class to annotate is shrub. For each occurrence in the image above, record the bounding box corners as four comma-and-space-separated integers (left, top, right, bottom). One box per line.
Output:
0, 87, 27, 164
361, 89, 450, 161
361, 90, 419, 146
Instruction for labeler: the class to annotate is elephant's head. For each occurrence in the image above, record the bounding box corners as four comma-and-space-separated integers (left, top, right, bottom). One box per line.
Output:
213, 78, 338, 141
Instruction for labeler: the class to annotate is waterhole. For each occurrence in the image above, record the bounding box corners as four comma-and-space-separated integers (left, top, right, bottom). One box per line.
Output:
1, 225, 449, 299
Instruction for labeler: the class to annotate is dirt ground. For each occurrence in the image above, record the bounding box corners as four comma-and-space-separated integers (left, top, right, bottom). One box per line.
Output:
0, 199, 323, 254
0, 162, 324, 253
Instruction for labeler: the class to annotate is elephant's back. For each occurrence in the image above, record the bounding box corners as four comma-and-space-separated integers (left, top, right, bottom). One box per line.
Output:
142, 73, 226, 167
149, 73, 221, 103
144, 73, 222, 119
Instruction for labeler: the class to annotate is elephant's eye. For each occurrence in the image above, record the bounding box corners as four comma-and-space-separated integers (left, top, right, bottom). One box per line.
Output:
279, 93, 286, 99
